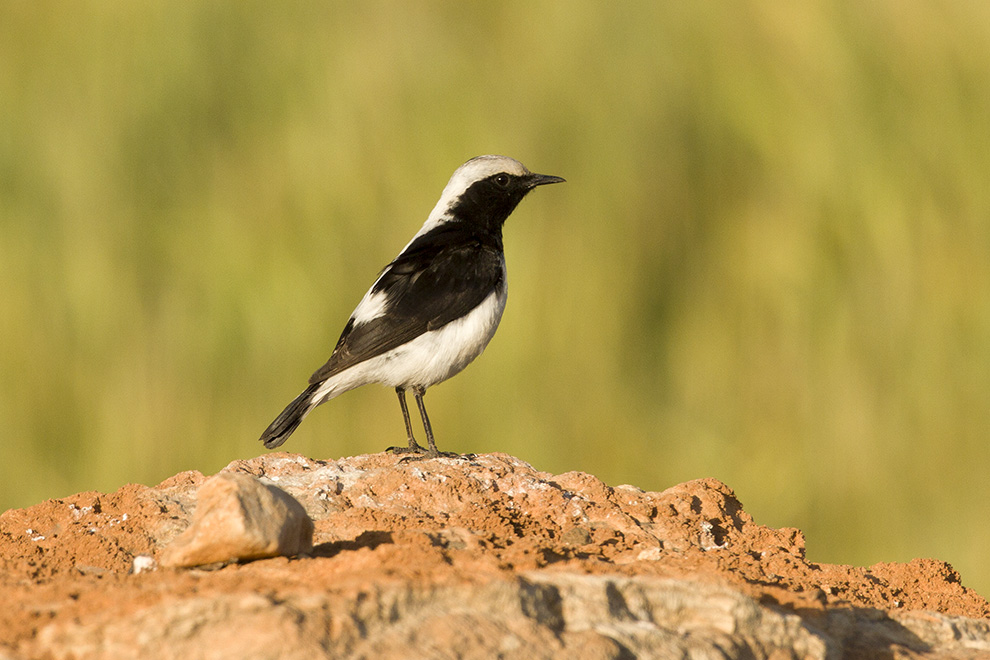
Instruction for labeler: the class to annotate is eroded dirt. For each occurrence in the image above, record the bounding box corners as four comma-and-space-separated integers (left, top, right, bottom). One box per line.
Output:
1, 452, 987, 657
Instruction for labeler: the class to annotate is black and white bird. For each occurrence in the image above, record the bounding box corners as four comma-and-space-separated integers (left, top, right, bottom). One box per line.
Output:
259, 155, 564, 457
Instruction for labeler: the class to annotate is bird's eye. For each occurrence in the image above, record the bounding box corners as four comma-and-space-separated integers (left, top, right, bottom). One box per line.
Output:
494, 174, 510, 187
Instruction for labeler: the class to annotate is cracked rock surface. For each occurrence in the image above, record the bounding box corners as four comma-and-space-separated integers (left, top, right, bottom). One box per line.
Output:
1, 452, 988, 658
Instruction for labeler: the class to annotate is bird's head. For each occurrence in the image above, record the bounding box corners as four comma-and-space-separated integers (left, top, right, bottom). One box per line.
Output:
425, 155, 565, 233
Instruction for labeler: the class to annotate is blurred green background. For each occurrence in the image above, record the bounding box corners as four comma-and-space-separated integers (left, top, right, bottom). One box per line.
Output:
2, 2, 989, 596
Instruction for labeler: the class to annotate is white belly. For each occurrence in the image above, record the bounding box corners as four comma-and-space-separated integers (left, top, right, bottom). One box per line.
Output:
314, 284, 508, 400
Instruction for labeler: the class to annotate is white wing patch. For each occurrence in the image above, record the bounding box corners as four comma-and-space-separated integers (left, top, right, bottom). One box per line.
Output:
349, 287, 390, 326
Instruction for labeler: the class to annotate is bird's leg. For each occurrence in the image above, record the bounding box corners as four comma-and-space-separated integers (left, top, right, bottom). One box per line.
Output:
386, 387, 427, 454
396, 387, 419, 448
410, 386, 465, 459
413, 386, 438, 453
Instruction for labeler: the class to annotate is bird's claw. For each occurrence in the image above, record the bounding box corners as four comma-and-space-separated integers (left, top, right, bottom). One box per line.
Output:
386, 444, 473, 462
386, 442, 428, 455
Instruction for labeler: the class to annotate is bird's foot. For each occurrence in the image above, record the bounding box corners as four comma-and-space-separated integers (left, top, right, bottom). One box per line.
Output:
387, 444, 474, 462
397, 451, 474, 463
386, 441, 428, 455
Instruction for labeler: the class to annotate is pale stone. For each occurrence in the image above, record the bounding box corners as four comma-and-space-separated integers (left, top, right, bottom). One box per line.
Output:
160, 472, 313, 568
131, 555, 157, 574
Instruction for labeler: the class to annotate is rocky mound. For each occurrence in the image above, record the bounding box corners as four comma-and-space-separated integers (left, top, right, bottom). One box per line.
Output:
1, 452, 988, 658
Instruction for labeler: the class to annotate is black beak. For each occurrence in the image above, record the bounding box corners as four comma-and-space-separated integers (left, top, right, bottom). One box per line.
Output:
526, 173, 566, 188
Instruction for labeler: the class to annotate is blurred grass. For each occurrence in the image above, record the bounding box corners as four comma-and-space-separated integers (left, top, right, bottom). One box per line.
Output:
3, 1, 990, 597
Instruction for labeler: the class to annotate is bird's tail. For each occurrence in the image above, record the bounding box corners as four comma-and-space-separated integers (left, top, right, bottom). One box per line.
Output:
259, 383, 323, 449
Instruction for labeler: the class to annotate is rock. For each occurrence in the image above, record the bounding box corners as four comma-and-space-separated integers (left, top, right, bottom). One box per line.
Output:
130, 555, 156, 574
159, 472, 313, 568
1, 452, 988, 659
24, 571, 990, 659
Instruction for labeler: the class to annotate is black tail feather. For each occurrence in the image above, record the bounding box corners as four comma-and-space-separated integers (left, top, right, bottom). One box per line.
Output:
260, 383, 321, 449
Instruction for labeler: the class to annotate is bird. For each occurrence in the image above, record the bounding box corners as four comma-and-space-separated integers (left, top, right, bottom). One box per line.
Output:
259, 155, 564, 457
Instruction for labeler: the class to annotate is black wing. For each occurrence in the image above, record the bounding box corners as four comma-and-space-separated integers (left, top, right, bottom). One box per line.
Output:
309, 223, 504, 384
